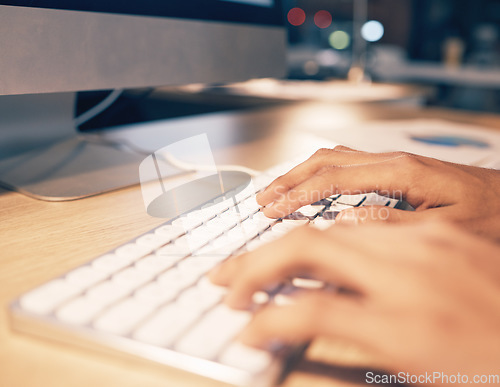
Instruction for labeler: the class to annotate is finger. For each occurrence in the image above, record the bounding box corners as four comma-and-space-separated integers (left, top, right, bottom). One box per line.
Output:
222, 227, 387, 309
323, 221, 435, 265
256, 151, 328, 207
239, 291, 382, 350
261, 154, 430, 218
256, 148, 406, 207
209, 257, 241, 287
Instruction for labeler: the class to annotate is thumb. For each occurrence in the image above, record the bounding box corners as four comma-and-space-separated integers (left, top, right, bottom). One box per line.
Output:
335, 205, 421, 225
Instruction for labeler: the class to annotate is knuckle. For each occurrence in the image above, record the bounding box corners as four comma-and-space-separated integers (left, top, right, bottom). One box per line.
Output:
333, 145, 352, 151
397, 152, 422, 168
272, 174, 288, 188
313, 148, 333, 158
315, 164, 336, 177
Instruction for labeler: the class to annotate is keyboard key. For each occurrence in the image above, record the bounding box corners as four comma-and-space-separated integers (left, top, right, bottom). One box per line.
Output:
271, 222, 304, 234
93, 299, 156, 335
311, 218, 335, 230
238, 198, 260, 213
136, 233, 171, 250
246, 238, 267, 251
133, 283, 179, 306
336, 194, 367, 207
154, 224, 185, 240
233, 205, 260, 219
157, 268, 200, 290
176, 287, 222, 312
386, 198, 400, 208
258, 231, 283, 242
185, 230, 213, 250
251, 175, 274, 191
134, 255, 180, 274
133, 303, 200, 347
197, 277, 228, 297
112, 267, 155, 290
115, 244, 153, 261
175, 305, 252, 359
65, 266, 108, 289
218, 210, 246, 223
240, 219, 270, 236
86, 281, 131, 305
186, 226, 220, 242
56, 296, 106, 325
292, 277, 325, 289
177, 256, 221, 276
322, 211, 340, 220
295, 205, 321, 217
281, 215, 309, 225
252, 291, 270, 305
274, 284, 300, 306
156, 242, 191, 258
219, 342, 273, 374
186, 209, 215, 223
251, 212, 276, 226
311, 198, 332, 206
205, 217, 235, 233
329, 203, 356, 212
172, 216, 202, 230
92, 254, 133, 273
20, 280, 81, 315
198, 235, 245, 256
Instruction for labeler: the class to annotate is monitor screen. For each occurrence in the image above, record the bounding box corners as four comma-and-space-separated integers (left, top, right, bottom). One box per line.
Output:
1, 0, 282, 26
0, 0, 285, 95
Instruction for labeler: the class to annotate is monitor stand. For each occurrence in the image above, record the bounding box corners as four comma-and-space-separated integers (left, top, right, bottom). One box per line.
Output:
0, 93, 144, 201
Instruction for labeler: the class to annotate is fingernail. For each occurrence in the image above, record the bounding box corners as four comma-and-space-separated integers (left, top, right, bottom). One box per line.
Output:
224, 294, 250, 310
208, 266, 223, 282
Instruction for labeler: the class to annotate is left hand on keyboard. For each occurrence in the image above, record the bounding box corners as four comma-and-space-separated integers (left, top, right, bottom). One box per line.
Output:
209, 221, 500, 382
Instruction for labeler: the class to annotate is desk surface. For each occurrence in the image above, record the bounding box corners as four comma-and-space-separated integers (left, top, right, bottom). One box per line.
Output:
1, 102, 500, 387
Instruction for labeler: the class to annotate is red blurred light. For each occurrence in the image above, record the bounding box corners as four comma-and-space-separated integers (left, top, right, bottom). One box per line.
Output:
287, 7, 306, 27
314, 10, 332, 29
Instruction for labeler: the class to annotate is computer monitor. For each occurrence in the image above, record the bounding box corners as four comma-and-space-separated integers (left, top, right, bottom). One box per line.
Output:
0, 0, 286, 200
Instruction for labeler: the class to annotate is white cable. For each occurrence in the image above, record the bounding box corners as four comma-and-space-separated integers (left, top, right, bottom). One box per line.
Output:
80, 133, 261, 177
160, 151, 260, 177
74, 89, 124, 127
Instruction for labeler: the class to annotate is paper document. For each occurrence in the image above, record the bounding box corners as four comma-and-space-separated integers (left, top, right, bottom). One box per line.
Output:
320, 119, 500, 168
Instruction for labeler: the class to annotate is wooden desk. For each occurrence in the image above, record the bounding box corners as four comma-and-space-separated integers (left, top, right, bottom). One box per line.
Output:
1, 102, 499, 387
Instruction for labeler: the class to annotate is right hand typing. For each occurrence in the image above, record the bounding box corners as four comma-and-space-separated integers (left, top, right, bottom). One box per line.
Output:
256, 146, 500, 240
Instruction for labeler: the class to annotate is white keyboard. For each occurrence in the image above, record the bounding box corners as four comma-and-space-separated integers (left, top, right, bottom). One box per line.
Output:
10, 157, 402, 387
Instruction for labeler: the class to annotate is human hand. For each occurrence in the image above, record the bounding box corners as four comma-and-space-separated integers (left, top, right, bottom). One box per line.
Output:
256, 146, 500, 240
209, 222, 500, 380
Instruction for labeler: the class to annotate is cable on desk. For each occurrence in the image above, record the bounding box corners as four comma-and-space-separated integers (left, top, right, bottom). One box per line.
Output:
74, 89, 124, 127
79, 133, 261, 177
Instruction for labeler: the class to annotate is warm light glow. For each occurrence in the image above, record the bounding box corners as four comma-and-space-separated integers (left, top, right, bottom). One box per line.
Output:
314, 10, 332, 29
329, 30, 350, 50
361, 20, 384, 42
303, 60, 319, 76
287, 7, 306, 26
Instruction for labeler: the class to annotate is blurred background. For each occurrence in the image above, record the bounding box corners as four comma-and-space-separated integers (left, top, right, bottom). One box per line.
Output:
284, 0, 500, 112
